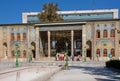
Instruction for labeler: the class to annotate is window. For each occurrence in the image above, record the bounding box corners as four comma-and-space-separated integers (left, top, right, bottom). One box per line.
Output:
97, 24, 99, 27
103, 49, 107, 57
23, 33, 26, 42
11, 50, 14, 58
111, 24, 115, 27
96, 49, 100, 56
17, 33, 20, 41
111, 48, 115, 57
96, 30, 100, 38
110, 29, 115, 37
103, 30, 108, 38
23, 50, 26, 58
11, 33, 14, 42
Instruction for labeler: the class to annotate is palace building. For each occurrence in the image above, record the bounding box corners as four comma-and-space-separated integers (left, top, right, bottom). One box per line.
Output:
0, 9, 120, 61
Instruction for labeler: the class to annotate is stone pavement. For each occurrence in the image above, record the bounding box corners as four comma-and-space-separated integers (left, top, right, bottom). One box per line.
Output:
0, 61, 120, 81
48, 61, 120, 81
0, 66, 61, 81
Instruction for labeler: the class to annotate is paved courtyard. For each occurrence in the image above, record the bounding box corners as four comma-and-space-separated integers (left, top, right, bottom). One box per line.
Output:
0, 66, 61, 81
48, 61, 120, 81
0, 61, 120, 81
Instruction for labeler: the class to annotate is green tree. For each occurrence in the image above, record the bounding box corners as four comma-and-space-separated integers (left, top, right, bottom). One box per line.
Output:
38, 3, 63, 22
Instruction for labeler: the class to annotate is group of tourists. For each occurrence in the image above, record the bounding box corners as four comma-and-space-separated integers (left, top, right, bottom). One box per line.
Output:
56, 52, 82, 61
56, 53, 66, 61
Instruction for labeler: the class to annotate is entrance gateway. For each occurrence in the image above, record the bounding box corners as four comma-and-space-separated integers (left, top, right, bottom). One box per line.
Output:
35, 22, 92, 60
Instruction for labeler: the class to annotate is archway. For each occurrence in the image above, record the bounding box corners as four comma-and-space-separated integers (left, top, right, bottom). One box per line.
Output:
31, 42, 36, 58
86, 41, 92, 59
3, 43, 7, 58
56, 37, 71, 56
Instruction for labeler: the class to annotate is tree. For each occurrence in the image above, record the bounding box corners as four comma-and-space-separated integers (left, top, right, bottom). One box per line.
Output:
38, 3, 63, 22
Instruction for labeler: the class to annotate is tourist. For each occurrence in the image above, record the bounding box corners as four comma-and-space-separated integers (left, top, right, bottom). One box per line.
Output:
56, 53, 60, 61
70, 54, 74, 61
77, 54, 81, 61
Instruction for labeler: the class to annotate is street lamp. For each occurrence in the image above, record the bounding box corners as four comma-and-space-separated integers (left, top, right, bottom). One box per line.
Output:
65, 42, 69, 69
14, 44, 20, 67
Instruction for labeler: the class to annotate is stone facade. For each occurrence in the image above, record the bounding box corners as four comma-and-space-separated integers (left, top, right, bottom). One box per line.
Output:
0, 20, 120, 61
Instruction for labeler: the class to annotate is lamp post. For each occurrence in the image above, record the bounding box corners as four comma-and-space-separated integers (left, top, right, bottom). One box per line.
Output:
65, 42, 68, 69
14, 44, 19, 67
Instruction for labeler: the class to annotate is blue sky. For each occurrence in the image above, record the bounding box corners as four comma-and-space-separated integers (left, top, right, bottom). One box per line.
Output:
0, 0, 119, 24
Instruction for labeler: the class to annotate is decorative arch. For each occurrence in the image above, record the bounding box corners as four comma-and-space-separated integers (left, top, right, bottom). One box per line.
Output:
31, 42, 36, 58
96, 30, 100, 38
110, 29, 115, 37
23, 50, 26, 58
111, 48, 115, 57
3, 43, 7, 58
103, 30, 108, 38
103, 49, 107, 57
96, 49, 100, 55
86, 40, 92, 59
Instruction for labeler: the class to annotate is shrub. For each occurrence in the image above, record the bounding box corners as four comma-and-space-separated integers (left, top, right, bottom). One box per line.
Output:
106, 60, 120, 69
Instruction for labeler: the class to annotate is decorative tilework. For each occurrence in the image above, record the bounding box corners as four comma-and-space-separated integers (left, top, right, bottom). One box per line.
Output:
96, 39, 114, 49
30, 27, 35, 41
86, 27, 91, 40
95, 24, 115, 31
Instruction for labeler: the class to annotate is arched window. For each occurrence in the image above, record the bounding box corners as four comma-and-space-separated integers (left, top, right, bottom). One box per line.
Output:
110, 29, 115, 37
96, 49, 100, 54
111, 48, 115, 57
11, 50, 14, 58
23, 50, 26, 58
23, 33, 26, 42
96, 30, 100, 38
103, 30, 108, 38
11, 33, 14, 42
103, 49, 107, 57
17, 33, 20, 41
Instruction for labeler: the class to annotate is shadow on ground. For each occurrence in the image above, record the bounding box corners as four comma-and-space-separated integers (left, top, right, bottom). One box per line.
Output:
69, 66, 120, 81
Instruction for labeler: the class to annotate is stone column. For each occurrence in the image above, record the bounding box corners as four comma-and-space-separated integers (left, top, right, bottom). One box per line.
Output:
48, 31, 51, 58
91, 23, 95, 60
82, 25, 87, 61
71, 30, 74, 55
27, 26, 30, 59
35, 27, 40, 60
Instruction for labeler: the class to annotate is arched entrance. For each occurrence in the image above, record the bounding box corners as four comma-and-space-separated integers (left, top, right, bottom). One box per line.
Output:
56, 37, 71, 56
3, 43, 7, 58
31, 42, 36, 58
86, 41, 92, 59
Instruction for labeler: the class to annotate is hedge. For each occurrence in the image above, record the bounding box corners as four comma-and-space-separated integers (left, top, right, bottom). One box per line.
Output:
106, 60, 120, 69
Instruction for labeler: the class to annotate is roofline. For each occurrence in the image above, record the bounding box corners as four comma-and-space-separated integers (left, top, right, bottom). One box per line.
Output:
23, 9, 118, 15
0, 19, 120, 26
35, 22, 87, 27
